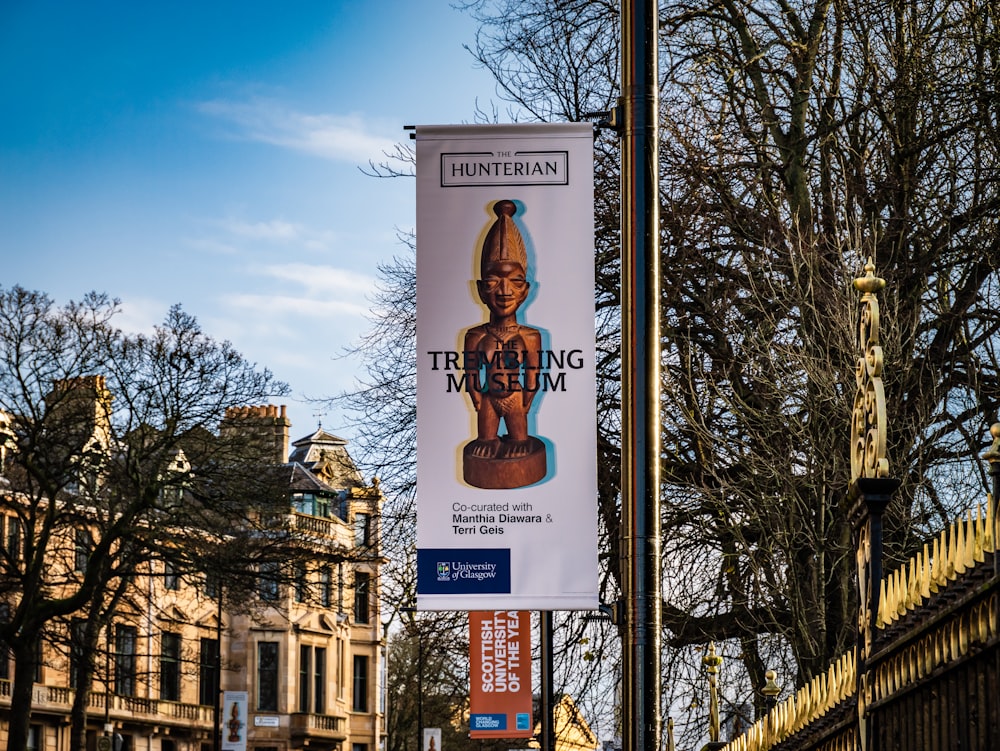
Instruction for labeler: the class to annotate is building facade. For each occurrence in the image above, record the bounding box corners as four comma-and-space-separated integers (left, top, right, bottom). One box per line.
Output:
0, 401, 385, 751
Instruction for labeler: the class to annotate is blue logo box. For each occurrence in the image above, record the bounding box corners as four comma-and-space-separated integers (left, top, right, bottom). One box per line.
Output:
417, 548, 511, 594
470, 714, 507, 731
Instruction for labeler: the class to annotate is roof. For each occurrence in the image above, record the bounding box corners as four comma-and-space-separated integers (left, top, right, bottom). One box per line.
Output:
287, 429, 364, 488
277, 462, 343, 495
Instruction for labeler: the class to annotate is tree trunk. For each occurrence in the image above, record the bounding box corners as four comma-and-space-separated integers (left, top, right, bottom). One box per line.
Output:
7, 631, 41, 751
69, 616, 104, 751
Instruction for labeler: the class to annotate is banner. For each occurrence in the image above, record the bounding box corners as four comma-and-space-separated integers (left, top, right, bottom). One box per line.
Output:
423, 728, 442, 751
415, 123, 598, 610
469, 611, 533, 738
221, 691, 248, 751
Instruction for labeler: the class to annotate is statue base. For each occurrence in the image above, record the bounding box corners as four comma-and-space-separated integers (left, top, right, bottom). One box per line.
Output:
463, 436, 547, 489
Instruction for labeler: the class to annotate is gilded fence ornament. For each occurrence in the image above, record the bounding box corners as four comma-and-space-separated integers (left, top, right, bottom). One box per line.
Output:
703, 642, 723, 744
851, 258, 890, 483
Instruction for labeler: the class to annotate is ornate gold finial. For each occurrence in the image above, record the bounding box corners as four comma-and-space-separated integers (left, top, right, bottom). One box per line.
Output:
703, 642, 723, 743
851, 257, 890, 483
762, 670, 781, 704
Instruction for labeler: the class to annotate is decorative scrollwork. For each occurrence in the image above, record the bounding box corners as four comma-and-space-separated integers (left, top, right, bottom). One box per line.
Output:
851, 259, 890, 482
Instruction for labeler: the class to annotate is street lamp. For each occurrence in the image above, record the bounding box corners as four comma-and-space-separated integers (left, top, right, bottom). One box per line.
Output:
379, 612, 393, 751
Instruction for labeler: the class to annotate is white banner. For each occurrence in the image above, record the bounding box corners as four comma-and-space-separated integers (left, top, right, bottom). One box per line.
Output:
415, 123, 598, 610
221, 690, 248, 751
423, 727, 442, 751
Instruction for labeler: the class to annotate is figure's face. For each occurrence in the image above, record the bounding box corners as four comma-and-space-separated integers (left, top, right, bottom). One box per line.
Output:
477, 261, 529, 316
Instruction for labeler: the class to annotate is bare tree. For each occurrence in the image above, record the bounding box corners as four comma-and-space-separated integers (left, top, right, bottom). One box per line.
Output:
338, 0, 999, 742
0, 287, 290, 751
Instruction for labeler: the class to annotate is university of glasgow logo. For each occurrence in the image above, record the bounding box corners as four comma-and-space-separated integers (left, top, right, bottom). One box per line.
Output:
418, 548, 512, 595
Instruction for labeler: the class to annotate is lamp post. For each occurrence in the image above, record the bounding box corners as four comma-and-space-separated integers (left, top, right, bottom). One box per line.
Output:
618, 0, 662, 748
104, 623, 113, 739
212, 583, 223, 751
379, 613, 393, 751
416, 621, 424, 751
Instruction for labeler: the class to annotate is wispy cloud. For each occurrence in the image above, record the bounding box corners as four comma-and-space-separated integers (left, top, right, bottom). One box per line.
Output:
221, 218, 304, 241
115, 296, 168, 335
224, 292, 370, 319
187, 216, 342, 256
254, 262, 375, 299
217, 263, 375, 324
196, 98, 398, 164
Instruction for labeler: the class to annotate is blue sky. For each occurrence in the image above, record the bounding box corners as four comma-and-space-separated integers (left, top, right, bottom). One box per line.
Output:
0, 1, 502, 441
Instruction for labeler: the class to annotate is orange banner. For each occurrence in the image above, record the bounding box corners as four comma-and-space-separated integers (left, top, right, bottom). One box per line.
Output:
469, 611, 533, 738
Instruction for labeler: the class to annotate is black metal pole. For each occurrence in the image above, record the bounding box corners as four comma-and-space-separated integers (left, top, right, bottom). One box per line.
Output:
213, 586, 222, 751
105, 623, 112, 735
539, 612, 555, 751
417, 622, 424, 751
619, 0, 662, 750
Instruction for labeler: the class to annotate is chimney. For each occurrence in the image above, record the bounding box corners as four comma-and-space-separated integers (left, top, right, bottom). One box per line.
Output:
48, 375, 114, 451
220, 404, 291, 464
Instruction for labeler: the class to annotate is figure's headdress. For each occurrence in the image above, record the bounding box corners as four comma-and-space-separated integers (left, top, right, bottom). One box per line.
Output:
480, 200, 528, 277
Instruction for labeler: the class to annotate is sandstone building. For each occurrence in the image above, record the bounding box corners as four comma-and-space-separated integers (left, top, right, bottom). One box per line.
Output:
0, 398, 385, 751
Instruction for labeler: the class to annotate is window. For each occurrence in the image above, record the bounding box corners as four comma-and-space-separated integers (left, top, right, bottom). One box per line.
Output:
352, 655, 368, 712
338, 563, 345, 612
298, 645, 327, 714
315, 647, 326, 714
320, 567, 332, 608
160, 483, 184, 506
294, 564, 308, 603
199, 638, 219, 706
337, 638, 345, 697
114, 625, 137, 696
299, 645, 311, 712
6, 516, 20, 560
69, 619, 87, 689
292, 493, 314, 515
354, 513, 371, 547
353, 571, 370, 624
160, 632, 181, 701
257, 642, 279, 711
205, 571, 220, 600
0, 641, 9, 681
75, 529, 92, 572
164, 561, 179, 591
316, 495, 330, 518
34, 638, 42, 682
258, 562, 279, 602
293, 493, 331, 518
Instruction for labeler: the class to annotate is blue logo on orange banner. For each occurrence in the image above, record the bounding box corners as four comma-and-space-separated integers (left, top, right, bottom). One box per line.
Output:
515, 713, 531, 730
471, 714, 507, 731
417, 549, 511, 594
